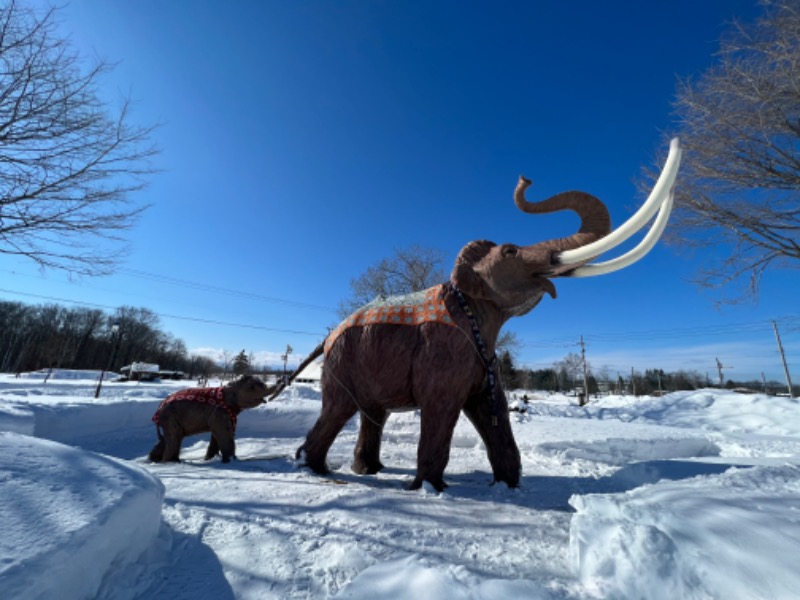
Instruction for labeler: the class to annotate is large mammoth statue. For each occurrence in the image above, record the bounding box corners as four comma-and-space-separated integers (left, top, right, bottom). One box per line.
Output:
297, 139, 682, 491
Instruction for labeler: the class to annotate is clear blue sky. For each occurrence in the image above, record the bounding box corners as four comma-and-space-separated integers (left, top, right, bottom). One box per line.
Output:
3, 0, 798, 383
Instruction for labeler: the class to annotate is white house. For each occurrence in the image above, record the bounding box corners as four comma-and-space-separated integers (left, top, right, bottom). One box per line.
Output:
294, 358, 323, 383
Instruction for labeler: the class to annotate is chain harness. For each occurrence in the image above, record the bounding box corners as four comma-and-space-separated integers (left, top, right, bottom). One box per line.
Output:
447, 282, 499, 426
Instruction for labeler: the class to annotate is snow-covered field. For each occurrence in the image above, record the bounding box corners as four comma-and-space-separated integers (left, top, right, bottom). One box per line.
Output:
2, 371, 799, 599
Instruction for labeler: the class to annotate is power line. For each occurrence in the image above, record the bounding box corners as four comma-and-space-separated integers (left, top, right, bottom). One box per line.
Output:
522, 315, 800, 348
0, 267, 338, 314
118, 268, 337, 313
0, 288, 326, 337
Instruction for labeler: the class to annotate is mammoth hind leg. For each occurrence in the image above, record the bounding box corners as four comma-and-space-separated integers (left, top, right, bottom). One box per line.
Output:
297, 393, 358, 475
204, 435, 220, 460
161, 434, 183, 462
352, 408, 388, 475
148, 439, 165, 462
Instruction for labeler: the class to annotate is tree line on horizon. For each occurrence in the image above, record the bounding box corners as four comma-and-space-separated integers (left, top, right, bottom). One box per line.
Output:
0, 300, 299, 381
0, 300, 217, 378
497, 349, 796, 397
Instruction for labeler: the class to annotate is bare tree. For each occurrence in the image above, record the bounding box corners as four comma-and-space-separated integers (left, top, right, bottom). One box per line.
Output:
338, 244, 447, 318
496, 329, 520, 358
0, 1, 158, 276
664, 0, 800, 301
554, 352, 588, 392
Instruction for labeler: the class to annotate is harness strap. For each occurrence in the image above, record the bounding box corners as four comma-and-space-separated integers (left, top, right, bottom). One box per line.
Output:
448, 282, 499, 426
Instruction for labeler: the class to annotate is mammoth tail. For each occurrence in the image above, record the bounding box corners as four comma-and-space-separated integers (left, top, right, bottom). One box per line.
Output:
267, 340, 325, 401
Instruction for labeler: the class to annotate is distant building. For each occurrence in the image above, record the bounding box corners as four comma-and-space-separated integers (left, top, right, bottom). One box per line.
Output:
158, 370, 186, 380
120, 362, 160, 382
294, 358, 323, 383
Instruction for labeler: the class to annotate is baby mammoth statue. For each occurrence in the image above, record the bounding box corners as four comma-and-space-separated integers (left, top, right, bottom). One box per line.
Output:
148, 374, 281, 463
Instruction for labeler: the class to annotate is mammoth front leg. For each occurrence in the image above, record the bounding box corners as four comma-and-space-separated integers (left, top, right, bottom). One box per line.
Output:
462, 389, 521, 488
352, 408, 388, 475
209, 420, 236, 463
410, 406, 461, 492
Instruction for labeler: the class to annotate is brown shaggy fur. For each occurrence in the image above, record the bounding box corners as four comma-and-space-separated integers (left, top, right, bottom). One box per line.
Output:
148, 375, 276, 463
296, 183, 611, 491
296, 285, 523, 491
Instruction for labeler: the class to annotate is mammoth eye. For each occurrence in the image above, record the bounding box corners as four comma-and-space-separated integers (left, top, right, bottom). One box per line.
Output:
501, 244, 519, 258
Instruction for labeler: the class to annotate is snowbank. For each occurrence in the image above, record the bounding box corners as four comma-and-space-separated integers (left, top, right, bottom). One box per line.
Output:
569, 463, 800, 600
0, 432, 165, 600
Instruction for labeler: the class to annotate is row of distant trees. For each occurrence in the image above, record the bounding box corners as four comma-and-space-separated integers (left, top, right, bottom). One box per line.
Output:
497, 350, 795, 396
0, 300, 218, 377
0, 299, 300, 381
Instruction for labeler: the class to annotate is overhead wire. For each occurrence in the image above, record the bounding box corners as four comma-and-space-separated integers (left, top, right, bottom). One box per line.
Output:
118, 268, 336, 313
523, 315, 800, 349
0, 288, 326, 337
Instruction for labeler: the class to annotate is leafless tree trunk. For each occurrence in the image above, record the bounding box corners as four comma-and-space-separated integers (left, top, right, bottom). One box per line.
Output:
0, 1, 158, 276
662, 0, 800, 301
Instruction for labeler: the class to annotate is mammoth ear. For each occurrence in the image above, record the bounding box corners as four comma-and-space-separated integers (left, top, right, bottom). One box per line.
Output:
451, 240, 495, 299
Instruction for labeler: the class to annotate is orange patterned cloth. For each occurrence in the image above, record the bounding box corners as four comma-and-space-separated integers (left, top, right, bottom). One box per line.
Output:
325, 284, 457, 353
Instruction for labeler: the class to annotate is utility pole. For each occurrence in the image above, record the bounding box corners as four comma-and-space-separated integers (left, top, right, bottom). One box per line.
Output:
631, 366, 636, 396
772, 320, 794, 398
579, 336, 589, 406
762, 372, 768, 394
715, 357, 731, 388
281, 344, 293, 383
95, 321, 120, 399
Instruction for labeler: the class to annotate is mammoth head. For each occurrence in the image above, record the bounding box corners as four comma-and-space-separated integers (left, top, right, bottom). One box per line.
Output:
452, 138, 682, 316
226, 374, 269, 408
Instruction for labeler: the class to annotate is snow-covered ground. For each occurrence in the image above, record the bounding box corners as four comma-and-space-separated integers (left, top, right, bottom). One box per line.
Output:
1, 371, 799, 599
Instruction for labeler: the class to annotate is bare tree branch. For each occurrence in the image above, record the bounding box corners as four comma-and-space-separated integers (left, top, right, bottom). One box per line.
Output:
0, 1, 159, 276
338, 245, 447, 319
658, 0, 800, 302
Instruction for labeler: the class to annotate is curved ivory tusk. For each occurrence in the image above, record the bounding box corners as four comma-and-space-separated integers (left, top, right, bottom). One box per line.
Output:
565, 189, 674, 277
556, 137, 682, 266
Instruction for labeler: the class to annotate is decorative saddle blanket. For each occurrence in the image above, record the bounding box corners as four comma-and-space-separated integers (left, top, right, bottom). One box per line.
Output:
325, 283, 458, 353
152, 387, 238, 429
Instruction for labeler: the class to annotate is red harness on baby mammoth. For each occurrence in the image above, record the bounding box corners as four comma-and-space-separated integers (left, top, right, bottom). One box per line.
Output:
152, 387, 238, 430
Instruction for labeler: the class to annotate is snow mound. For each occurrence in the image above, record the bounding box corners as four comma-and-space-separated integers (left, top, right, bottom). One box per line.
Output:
569, 463, 800, 600
334, 554, 556, 599
0, 432, 165, 600
537, 435, 720, 466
